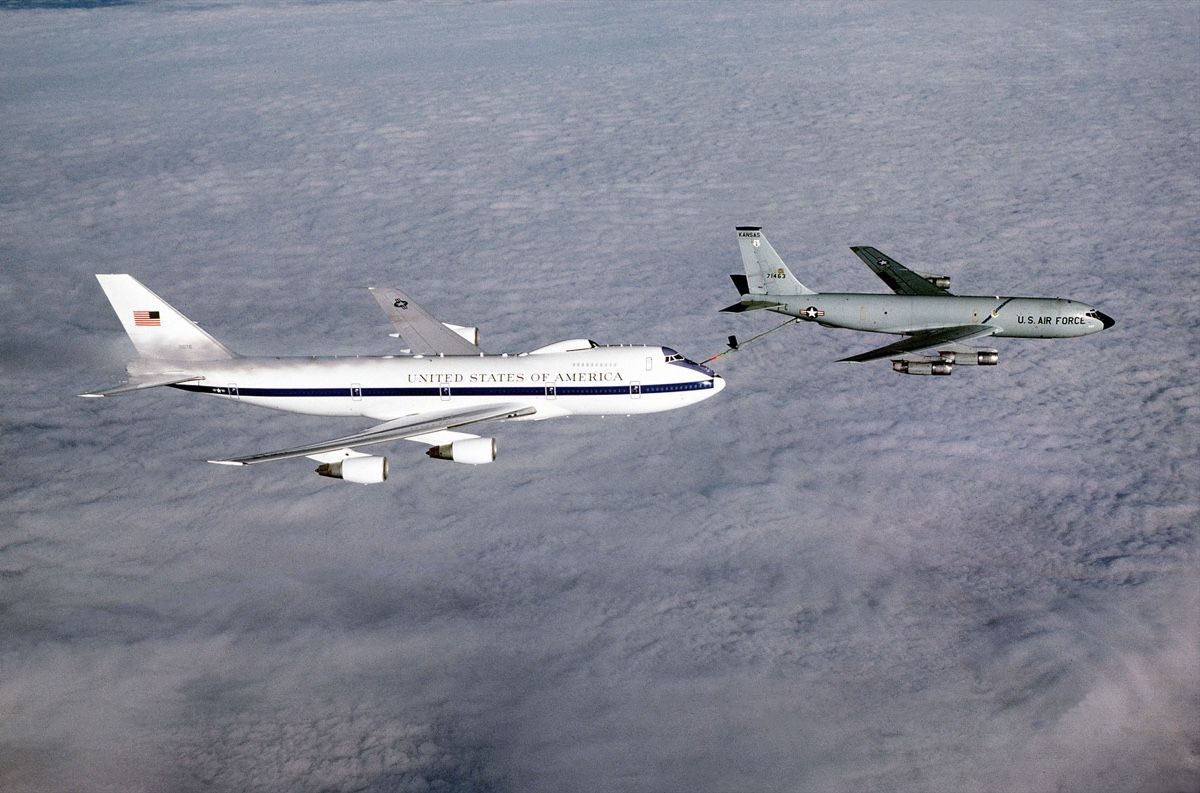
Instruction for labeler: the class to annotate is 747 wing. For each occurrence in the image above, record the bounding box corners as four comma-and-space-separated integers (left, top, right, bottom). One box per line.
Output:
209, 403, 535, 465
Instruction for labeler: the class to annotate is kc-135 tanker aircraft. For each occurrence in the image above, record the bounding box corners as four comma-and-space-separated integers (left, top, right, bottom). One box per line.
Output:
722, 227, 1114, 375
82, 276, 724, 484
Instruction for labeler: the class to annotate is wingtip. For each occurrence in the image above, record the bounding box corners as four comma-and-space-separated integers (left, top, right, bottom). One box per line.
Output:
207, 459, 246, 466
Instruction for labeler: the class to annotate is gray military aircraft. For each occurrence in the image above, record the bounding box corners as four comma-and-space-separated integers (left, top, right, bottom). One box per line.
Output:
720, 227, 1114, 375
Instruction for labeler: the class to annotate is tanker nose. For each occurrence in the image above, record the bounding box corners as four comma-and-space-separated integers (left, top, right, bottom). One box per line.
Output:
712, 374, 726, 393
1095, 311, 1115, 329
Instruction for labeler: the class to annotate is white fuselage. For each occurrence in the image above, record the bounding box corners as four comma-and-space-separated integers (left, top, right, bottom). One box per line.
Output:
136, 344, 724, 421
774, 294, 1110, 338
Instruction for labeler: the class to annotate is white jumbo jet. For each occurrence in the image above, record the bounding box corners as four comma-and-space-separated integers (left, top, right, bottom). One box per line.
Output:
82, 275, 725, 484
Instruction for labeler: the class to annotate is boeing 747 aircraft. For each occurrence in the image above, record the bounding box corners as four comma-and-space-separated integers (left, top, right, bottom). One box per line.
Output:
721, 227, 1113, 375
83, 276, 724, 483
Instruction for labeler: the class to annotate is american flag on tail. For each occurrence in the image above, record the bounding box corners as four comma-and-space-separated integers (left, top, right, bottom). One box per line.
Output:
133, 310, 160, 327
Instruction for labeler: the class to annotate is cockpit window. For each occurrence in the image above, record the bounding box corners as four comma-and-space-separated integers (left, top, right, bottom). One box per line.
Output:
1085, 310, 1099, 319
663, 348, 716, 377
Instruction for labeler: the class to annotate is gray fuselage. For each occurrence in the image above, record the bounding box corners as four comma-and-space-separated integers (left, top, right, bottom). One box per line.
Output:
772, 294, 1109, 338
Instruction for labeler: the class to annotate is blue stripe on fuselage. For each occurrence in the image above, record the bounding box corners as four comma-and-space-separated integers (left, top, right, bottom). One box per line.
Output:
170, 381, 714, 398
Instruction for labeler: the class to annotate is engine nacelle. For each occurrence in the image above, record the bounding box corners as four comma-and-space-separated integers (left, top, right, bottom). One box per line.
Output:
939, 349, 998, 366
426, 437, 496, 464
315, 455, 389, 484
923, 274, 951, 290
892, 359, 953, 376
443, 323, 480, 346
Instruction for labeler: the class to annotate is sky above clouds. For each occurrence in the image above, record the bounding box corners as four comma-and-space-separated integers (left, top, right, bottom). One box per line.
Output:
1, 2, 1197, 791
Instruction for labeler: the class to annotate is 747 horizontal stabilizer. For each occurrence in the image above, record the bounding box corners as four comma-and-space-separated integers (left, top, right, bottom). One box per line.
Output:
79, 374, 203, 398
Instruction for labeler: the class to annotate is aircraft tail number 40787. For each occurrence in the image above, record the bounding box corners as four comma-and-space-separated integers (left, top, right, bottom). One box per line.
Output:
721, 227, 1114, 375
82, 275, 724, 484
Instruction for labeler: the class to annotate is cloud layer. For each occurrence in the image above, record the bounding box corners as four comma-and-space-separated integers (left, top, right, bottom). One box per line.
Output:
1, 2, 1197, 791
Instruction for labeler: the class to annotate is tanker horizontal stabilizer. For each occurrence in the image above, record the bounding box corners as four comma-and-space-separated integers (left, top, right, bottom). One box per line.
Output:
719, 300, 784, 313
